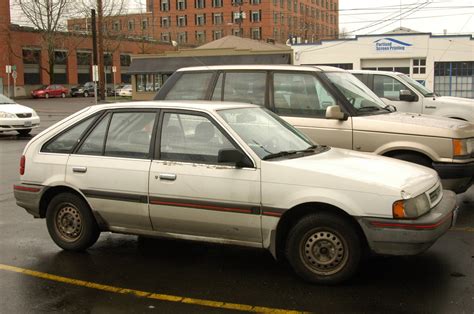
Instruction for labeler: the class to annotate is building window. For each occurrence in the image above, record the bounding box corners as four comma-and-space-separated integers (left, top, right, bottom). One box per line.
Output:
112, 21, 121, 31
177, 0, 187, 10
178, 32, 188, 44
73, 24, 80, 31
53, 51, 68, 84
212, 13, 223, 24
212, 0, 222, 7
250, 0, 261, 4
413, 59, 426, 74
120, 54, 131, 67
23, 49, 41, 85
76, 51, 91, 84
434, 61, 473, 98
195, 14, 206, 25
161, 0, 169, 11
195, 31, 206, 43
232, 28, 241, 36
142, 19, 148, 30
177, 15, 187, 27
250, 10, 261, 22
251, 27, 261, 39
120, 54, 131, 83
195, 0, 205, 9
161, 32, 171, 42
161, 16, 170, 28
287, 0, 291, 11
128, 20, 135, 30
213, 30, 223, 40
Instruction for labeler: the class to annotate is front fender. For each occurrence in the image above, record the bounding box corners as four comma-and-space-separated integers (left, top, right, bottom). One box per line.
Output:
374, 141, 440, 161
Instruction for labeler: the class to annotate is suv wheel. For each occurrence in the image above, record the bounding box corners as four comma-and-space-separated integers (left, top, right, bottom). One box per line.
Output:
286, 212, 361, 284
83, 91, 89, 97
390, 152, 432, 168
46, 192, 100, 251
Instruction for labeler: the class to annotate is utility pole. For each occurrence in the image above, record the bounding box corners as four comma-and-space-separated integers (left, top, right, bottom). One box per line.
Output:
91, 9, 98, 105
97, 0, 105, 101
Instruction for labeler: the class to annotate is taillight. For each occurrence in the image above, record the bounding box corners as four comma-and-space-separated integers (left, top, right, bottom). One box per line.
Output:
20, 155, 25, 175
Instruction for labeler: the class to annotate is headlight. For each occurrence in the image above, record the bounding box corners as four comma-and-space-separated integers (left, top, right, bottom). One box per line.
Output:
453, 138, 473, 158
0, 111, 16, 118
393, 193, 431, 219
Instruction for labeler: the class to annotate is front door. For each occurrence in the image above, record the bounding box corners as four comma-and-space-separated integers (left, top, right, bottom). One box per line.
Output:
66, 110, 158, 230
372, 74, 422, 113
149, 111, 262, 244
271, 71, 353, 149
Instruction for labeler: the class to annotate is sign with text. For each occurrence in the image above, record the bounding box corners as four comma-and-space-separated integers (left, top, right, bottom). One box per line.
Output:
374, 38, 412, 53
92, 65, 99, 82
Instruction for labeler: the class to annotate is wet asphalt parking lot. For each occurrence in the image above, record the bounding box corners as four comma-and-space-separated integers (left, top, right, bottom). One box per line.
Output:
0, 97, 473, 313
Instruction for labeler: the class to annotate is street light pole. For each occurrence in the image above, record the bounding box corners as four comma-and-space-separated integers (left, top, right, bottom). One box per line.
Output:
97, 0, 105, 101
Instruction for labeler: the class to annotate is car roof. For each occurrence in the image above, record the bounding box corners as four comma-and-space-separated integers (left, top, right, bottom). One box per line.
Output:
88, 100, 259, 113
175, 64, 346, 73
349, 69, 404, 76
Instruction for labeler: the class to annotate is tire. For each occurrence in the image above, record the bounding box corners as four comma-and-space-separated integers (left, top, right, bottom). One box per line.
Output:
390, 152, 432, 168
17, 129, 31, 136
83, 91, 89, 97
45, 93, 49, 99
61, 92, 66, 98
46, 192, 100, 251
285, 213, 361, 284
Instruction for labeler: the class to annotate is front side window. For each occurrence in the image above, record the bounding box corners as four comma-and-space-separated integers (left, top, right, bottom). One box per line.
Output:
373, 74, 410, 101
160, 113, 235, 164
273, 72, 336, 117
165, 72, 214, 100
42, 115, 97, 153
222, 72, 266, 106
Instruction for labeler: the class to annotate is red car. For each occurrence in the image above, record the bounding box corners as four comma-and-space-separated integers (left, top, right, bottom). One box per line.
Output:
31, 85, 68, 99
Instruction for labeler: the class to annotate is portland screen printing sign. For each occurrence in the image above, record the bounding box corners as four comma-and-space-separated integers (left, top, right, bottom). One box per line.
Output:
374, 38, 412, 52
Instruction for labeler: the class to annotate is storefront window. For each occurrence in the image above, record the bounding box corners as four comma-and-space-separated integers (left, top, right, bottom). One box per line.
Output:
135, 74, 172, 92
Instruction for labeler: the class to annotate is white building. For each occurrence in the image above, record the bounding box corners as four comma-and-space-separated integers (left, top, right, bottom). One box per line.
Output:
292, 28, 474, 98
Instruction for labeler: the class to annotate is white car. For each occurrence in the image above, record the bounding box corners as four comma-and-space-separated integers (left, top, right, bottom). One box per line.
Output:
118, 85, 132, 97
350, 70, 474, 122
0, 94, 40, 135
14, 101, 456, 284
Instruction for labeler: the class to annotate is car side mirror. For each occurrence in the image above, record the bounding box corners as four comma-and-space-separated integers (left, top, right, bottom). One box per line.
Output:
325, 105, 348, 120
218, 149, 253, 168
399, 90, 416, 102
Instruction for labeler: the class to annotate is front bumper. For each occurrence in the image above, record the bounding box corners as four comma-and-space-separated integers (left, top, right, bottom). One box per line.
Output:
0, 117, 40, 132
433, 161, 474, 193
358, 190, 457, 256
13, 184, 45, 218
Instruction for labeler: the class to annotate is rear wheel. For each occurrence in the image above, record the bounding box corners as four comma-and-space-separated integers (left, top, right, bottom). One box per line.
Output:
83, 91, 89, 97
45, 93, 49, 99
286, 212, 361, 284
46, 192, 100, 251
17, 129, 31, 136
61, 92, 66, 98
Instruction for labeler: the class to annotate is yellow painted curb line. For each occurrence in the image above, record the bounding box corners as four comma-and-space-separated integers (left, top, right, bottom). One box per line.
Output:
450, 227, 474, 233
0, 263, 309, 313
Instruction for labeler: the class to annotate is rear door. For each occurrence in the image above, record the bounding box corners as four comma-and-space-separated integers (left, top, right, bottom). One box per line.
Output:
65, 109, 158, 230
148, 110, 262, 244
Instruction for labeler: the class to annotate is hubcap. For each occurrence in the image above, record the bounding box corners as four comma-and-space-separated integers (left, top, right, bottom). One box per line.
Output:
55, 205, 82, 242
302, 230, 347, 275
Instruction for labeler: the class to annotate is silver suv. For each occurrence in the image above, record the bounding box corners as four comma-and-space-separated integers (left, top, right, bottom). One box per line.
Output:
155, 65, 474, 193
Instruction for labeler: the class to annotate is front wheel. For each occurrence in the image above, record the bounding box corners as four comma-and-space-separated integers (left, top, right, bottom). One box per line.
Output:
61, 92, 66, 98
46, 192, 100, 251
286, 213, 361, 284
44, 93, 49, 99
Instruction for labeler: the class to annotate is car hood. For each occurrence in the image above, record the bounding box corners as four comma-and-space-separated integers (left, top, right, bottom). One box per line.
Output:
353, 112, 474, 138
0, 104, 35, 114
262, 147, 438, 197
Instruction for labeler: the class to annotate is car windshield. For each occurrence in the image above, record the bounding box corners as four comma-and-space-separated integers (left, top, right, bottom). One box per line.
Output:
218, 107, 322, 160
397, 74, 435, 97
0, 94, 15, 104
324, 72, 390, 114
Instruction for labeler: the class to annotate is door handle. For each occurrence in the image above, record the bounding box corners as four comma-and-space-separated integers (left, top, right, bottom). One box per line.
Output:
159, 173, 177, 181
72, 166, 87, 173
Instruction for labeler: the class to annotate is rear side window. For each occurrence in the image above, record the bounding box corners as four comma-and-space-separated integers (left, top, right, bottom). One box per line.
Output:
165, 72, 213, 100
42, 115, 97, 153
222, 72, 266, 106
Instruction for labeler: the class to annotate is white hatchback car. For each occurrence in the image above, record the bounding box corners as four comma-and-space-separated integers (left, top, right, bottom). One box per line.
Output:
14, 101, 457, 284
0, 94, 40, 135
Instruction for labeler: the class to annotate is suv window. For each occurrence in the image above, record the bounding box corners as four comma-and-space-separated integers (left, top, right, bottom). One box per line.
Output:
165, 72, 214, 100
42, 115, 97, 153
221, 72, 266, 106
373, 74, 410, 101
273, 72, 336, 117
160, 112, 235, 164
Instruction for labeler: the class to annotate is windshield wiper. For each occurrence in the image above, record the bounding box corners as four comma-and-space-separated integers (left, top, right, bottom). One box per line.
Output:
357, 106, 386, 112
262, 145, 321, 160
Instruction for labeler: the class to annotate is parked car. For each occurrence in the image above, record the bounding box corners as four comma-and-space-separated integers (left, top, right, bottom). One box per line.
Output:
0, 93, 40, 135
118, 84, 132, 97
14, 101, 457, 284
31, 85, 68, 99
70, 82, 96, 97
155, 65, 474, 194
350, 70, 474, 122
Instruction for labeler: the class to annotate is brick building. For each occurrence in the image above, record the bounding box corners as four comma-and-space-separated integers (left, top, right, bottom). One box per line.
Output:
0, 0, 172, 97
68, 0, 339, 46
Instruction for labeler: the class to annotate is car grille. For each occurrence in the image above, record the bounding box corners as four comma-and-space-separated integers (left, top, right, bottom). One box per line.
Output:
429, 184, 442, 205
16, 113, 32, 118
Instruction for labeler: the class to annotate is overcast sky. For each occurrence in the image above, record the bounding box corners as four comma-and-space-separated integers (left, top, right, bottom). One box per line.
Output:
10, 0, 474, 36
339, 0, 473, 35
